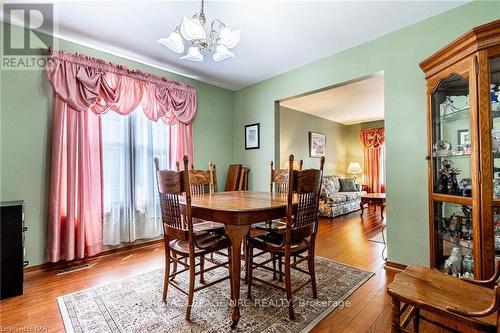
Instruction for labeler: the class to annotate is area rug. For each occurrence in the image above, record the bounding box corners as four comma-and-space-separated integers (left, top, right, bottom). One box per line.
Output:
57, 254, 373, 333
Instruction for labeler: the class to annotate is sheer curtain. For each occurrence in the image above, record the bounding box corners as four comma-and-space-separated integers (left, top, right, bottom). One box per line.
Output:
102, 106, 169, 245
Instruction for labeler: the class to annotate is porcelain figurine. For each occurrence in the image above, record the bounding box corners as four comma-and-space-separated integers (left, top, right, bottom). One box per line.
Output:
495, 236, 500, 252
494, 177, 500, 198
492, 84, 499, 103
462, 255, 474, 275
437, 160, 461, 195
433, 140, 452, 156
444, 247, 462, 277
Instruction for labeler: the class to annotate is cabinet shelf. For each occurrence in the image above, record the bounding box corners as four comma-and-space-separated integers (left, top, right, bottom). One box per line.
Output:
438, 232, 473, 250
434, 107, 469, 124
433, 153, 471, 158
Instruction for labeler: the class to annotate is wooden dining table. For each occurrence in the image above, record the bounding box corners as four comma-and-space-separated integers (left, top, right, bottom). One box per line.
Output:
179, 191, 292, 328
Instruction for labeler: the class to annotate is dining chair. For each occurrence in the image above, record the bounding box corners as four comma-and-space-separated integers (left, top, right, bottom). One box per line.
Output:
250, 159, 304, 281
247, 154, 325, 320
157, 155, 232, 321
175, 160, 225, 234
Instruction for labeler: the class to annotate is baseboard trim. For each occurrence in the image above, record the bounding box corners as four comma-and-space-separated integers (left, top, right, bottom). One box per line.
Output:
24, 238, 163, 273
384, 261, 407, 272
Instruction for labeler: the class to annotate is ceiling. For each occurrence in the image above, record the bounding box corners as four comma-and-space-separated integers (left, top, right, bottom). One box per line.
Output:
280, 74, 384, 125
5, 1, 467, 90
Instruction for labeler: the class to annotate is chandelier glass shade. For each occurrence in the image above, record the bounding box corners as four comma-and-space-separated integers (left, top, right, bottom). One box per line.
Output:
158, 0, 241, 62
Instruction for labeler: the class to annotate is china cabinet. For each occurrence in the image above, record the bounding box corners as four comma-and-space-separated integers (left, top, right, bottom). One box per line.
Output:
420, 19, 500, 279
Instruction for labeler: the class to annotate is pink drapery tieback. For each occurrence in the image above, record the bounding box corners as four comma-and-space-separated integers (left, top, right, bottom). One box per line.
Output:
46, 49, 196, 262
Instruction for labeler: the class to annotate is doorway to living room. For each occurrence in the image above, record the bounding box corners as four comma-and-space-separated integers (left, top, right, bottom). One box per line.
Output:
276, 72, 387, 255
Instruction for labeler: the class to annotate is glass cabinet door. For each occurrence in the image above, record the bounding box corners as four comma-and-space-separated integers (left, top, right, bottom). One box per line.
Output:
490, 57, 500, 270
490, 57, 500, 198
434, 201, 474, 277
431, 74, 472, 197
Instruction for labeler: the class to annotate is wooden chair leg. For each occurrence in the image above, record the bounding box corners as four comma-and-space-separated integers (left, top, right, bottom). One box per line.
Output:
278, 255, 283, 282
308, 252, 318, 299
285, 253, 295, 320
185, 255, 196, 321
247, 243, 254, 300
163, 247, 171, 301
171, 252, 177, 281
391, 298, 401, 333
244, 235, 250, 285
200, 255, 206, 284
228, 247, 233, 298
412, 308, 420, 332
272, 254, 277, 280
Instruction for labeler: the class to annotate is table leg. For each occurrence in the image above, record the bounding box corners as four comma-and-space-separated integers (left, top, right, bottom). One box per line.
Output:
381, 204, 385, 220
224, 224, 251, 329
360, 200, 365, 217
391, 298, 401, 333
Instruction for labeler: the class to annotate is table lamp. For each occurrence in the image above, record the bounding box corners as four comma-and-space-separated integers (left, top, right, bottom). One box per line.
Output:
347, 162, 362, 181
282, 160, 300, 170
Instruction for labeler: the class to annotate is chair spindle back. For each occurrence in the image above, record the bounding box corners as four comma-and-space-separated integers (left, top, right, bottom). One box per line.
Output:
285, 154, 325, 241
270, 159, 303, 193
157, 156, 192, 241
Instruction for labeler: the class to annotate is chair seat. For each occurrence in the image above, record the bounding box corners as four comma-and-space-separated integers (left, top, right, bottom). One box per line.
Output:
252, 220, 287, 234
387, 265, 497, 329
250, 234, 309, 254
169, 233, 230, 256
193, 221, 225, 234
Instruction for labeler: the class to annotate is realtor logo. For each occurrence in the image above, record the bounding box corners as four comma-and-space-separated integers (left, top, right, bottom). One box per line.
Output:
2, 3, 53, 69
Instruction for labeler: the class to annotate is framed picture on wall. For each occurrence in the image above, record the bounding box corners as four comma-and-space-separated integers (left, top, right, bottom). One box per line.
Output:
245, 123, 260, 150
309, 132, 326, 157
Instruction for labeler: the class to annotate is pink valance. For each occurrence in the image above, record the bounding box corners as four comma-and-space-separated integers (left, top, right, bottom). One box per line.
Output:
359, 128, 385, 149
46, 49, 197, 125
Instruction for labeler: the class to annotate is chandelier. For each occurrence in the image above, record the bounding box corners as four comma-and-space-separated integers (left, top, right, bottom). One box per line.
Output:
158, 0, 241, 62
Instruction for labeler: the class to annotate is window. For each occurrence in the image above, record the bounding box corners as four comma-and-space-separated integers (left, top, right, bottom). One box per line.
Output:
102, 107, 169, 245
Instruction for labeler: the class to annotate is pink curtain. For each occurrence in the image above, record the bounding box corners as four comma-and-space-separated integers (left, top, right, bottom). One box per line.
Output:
359, 128, 385, 193
46, 50, 197, 262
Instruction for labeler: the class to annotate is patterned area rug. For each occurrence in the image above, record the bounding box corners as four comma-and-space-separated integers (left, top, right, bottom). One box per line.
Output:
58, 254, 373, 333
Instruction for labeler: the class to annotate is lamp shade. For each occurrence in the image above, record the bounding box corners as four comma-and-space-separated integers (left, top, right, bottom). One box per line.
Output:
180, 16, 206, 41
347, 162, 362, 174
157, 30, 184, 54
282, 160, 300, 170
213, 44, 235, 62
180, 46, 204, 62
219, 28, 241, 49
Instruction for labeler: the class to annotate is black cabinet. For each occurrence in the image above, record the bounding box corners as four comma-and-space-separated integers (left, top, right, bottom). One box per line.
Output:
1, 201, 26, 299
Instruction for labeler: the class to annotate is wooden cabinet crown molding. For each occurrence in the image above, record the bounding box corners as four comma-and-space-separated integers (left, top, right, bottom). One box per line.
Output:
420, 19, 500, 79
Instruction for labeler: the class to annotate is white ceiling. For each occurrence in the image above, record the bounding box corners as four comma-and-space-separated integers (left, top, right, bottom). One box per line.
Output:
280, 74, 384, 125
5, 1, 467, 90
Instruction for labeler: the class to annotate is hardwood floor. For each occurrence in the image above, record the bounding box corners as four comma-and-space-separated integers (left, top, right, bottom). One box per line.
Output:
0, 208, 445, 332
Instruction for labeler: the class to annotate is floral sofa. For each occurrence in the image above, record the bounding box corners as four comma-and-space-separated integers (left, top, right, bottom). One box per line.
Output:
319, 175, 363, 218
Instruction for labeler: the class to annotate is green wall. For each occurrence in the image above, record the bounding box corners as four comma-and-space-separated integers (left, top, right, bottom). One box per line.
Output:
233, 1, 500, 266
279, 106, 348, 175
279, 106, 384, 177
0, 24, 234, 266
